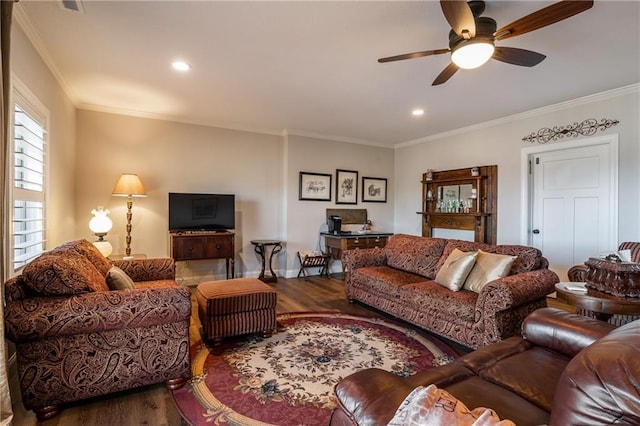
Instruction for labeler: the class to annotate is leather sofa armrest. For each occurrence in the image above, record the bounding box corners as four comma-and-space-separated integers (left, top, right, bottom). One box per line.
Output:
341, 247, 386, 272
333, 364, 479, 426
550, 318, 640, 426
477, 268, 559, 313
522, 307, 615, 357
111, 257, 176, 282
5, 286, 191, 342
333, 368, 414, 426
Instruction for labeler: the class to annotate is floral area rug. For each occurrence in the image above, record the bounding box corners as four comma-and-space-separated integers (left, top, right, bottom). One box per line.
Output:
171, 312, 458, 425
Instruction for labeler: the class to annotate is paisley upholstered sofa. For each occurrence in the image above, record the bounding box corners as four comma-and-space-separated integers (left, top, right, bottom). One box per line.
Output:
4, 239, 191, 421
342, 234, 559, 349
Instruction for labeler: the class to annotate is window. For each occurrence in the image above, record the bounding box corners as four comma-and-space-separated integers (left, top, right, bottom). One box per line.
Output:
11, 86, 48, 271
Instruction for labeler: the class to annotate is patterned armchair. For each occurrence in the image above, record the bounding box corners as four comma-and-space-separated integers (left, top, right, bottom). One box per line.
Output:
4, 240, 191, 421
568, 242, 640, 282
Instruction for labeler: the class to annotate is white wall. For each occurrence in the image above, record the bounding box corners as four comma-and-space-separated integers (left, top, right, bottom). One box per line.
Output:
394, 86, 640, 247
11, 23, 77, 249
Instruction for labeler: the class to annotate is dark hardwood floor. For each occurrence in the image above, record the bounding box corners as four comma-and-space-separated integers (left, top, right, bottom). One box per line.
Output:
10, 275, 573, 426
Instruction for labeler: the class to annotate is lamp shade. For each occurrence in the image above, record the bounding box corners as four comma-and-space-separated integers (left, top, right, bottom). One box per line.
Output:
89, 206, 113, 235
112, 173, 147, 197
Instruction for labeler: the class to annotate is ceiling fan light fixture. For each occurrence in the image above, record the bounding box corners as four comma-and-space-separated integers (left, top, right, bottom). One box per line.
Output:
451, 40, 495, 69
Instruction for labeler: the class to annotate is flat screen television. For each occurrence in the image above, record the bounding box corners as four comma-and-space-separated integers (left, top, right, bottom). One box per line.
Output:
168, 192, 235, 232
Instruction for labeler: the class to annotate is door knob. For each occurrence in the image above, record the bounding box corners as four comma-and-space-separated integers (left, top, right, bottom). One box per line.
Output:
532, 229, 540, 234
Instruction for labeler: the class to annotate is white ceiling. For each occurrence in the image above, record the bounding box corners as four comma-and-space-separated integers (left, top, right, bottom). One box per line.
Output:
17, 0, 640, 147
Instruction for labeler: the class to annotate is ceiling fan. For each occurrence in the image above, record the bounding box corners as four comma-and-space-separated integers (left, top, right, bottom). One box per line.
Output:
378, 0, 594, 85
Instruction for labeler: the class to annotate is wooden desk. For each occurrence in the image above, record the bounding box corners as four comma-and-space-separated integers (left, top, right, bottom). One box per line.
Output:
321, 232, 392, 276
555, 282, 640, 323
322, 232, 392, 257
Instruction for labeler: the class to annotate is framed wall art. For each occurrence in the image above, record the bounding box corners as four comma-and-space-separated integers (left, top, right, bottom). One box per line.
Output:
299, 171, 332, 201
335, 169, 358, 205
362, 177, 387, 203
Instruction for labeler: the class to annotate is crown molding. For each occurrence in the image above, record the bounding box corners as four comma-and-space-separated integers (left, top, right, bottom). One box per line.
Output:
14, 1, 636, 151
285, 129, 389, 148
78, 102, 285, 137
396, 83, 640, 149
78, 102, 390, 148
13, 3, 79, 105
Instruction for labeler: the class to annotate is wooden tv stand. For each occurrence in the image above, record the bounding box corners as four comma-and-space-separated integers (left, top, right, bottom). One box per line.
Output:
170, 231, 235, 279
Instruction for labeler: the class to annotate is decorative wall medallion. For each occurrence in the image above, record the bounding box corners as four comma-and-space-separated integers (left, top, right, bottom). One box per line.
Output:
522, 118, 620, 144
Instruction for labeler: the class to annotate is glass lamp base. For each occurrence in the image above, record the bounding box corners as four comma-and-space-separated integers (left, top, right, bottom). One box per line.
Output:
93, 241, 113, 258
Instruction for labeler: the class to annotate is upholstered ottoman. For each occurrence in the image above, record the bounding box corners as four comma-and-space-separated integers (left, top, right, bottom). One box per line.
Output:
196, 278, 277, 344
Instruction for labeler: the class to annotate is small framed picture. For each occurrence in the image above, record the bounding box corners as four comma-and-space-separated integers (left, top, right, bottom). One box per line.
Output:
362, 177, 387, 203
299, 171, 332, 201
335, 169, 358, 205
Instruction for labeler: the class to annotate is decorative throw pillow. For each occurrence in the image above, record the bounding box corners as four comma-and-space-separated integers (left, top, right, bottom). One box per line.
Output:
106, 266, 135, 291
23, 253, 108, 296
54, 239, 112, 276
434, 248, 478, 291
388, 385, 515, 426
463, 250, 517, 293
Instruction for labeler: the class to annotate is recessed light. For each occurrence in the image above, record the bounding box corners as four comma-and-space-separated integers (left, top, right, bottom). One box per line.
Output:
172, 61, 191, 72
412, 109, 425, 117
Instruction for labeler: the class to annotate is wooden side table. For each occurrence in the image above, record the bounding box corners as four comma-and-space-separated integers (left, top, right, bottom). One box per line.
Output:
251, 240, 283, 283
555, 282, 640, 324
109, 253, 147, 260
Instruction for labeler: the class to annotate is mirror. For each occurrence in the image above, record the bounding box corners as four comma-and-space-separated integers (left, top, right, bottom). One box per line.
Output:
437, 184, 474, 212
459, 184, 473, 201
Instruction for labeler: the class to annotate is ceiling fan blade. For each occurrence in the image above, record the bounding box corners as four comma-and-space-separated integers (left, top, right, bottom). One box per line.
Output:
378, 49, 449, 63
432, 62, 459, 86
492, 46, 546, 67
440, 0, 476, 38
494, 0, 594, 41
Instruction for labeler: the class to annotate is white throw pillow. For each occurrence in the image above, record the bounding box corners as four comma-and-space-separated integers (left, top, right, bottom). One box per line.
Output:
434, 248, 478, 291
388, 384, 515, 426
463, 250, 517, 293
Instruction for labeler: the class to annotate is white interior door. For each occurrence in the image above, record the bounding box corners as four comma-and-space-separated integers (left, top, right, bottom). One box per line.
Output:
529, 142, 616, 280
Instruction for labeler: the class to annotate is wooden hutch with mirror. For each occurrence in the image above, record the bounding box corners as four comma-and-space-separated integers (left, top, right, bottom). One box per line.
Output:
418, 165, 497, 244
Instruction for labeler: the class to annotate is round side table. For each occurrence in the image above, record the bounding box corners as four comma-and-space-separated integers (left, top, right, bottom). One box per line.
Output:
555, 282, 640, 323
251, 240, 283, 283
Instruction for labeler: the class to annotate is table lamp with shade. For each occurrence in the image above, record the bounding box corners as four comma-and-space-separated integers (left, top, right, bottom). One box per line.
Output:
89, 206, 113, 257
112, 173, 146, 257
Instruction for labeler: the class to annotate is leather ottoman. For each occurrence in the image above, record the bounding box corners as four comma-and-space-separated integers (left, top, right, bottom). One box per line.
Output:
196, 278, 277, 344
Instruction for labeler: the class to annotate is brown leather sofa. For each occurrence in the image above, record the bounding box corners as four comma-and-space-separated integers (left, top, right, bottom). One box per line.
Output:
331, 307, 640, 426
4, 240, 192, 420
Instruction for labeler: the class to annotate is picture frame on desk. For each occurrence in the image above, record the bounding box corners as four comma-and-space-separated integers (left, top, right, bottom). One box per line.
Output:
335, 169, 358, 205
362, 177, 387, 203
299, 171, 332, 201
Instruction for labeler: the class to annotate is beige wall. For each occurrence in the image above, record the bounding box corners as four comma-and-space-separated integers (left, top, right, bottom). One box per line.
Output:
394, 86, 640, 253
74, 114, 395, 280
75, 110, 283, 283
285, 134, 395, 275
11, 23, 77, 249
